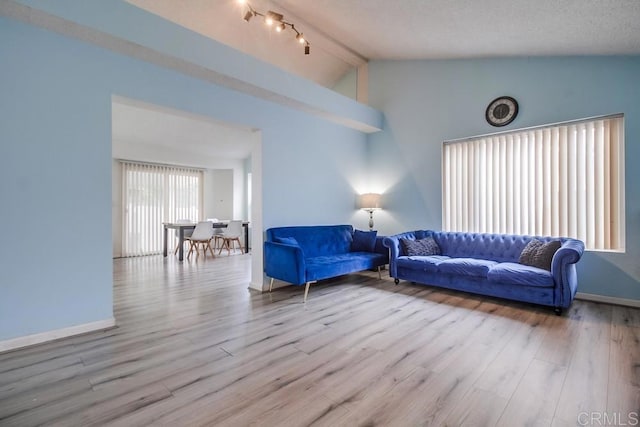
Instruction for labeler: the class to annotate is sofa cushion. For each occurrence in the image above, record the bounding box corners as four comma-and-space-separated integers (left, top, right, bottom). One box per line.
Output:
397, 255, 450, 272
519, 239, 562, 271
306, 253, 386, 281
274, 236, 299, 246
437, 258, 497, 278
400, 237, 441, 256
351, 229, 377, 252
488, 262, 554, 287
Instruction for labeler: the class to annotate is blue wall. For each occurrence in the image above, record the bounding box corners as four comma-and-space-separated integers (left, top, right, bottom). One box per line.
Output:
0, 14, 369, 341
368, 56, 640, 300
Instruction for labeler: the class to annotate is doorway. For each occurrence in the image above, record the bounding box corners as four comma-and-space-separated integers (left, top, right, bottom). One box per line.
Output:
111, 95, 264, 289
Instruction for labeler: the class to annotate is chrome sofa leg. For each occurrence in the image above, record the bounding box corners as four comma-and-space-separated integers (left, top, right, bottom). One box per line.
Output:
269, 278, 274, 292
377, 265, 382, 280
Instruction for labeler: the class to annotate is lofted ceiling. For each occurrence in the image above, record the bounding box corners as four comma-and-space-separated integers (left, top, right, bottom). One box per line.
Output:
113, 0, 640, 159
125, 0, 640, 89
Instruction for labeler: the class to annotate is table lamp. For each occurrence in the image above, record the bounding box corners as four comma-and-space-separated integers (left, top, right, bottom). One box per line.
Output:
358, 193, 382, 230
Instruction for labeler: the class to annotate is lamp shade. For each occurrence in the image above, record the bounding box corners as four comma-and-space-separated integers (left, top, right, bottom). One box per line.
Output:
358, 193, 381, 210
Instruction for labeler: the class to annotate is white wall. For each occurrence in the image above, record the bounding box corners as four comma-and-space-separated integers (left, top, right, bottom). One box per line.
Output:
208, 169, 233, 220
111, 138, 254, 257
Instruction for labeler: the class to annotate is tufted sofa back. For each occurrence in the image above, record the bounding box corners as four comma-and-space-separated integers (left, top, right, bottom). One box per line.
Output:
430, 231, 565, 263
266, 225, 354, 258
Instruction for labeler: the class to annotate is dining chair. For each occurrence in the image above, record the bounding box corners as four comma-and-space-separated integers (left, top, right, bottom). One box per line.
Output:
207, 218, 225, 249
174, 219, 194, 255
186, 221, 215, 259
218, 220, 244, 255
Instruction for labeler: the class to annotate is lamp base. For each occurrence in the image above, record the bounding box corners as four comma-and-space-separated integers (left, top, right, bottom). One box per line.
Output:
367, 209, 375, 231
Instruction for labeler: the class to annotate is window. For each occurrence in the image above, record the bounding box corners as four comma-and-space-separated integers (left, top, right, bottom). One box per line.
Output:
121, 161, 203, 257
442, 114, 625, 251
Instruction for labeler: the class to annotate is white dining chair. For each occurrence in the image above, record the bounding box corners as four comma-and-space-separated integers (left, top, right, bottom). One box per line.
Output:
186, 221, 215, 259
207, 218, 225, 249
218, 220, 243, 255
174, 219, 194, 255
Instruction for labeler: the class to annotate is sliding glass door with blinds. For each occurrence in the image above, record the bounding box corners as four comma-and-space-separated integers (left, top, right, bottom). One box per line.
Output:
121, 161, 203, 257
442, 114, 625, 251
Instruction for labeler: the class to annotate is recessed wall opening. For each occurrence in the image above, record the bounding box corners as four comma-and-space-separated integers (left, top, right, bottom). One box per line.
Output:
111, 95, 264, 292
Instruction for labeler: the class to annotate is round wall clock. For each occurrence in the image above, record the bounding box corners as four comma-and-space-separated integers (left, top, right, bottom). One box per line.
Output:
485, 96, 518, 127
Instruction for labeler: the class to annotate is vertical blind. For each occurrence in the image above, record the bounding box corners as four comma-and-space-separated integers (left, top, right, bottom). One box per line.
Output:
442, 114, 625, 251
121, 161, 203, 257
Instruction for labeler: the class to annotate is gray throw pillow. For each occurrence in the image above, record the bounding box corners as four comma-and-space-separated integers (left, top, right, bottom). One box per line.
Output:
400, 237, 441, 256
519, 239, 562, 271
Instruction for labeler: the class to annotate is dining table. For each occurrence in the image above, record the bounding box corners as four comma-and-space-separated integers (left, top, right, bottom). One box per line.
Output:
163, 221, 250, 261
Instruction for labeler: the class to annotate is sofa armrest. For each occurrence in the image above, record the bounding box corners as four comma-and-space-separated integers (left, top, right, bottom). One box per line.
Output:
264, 241, 306, 285
383, 231, 419, 277
373, 236, 390, 262
551, 238, 585, 308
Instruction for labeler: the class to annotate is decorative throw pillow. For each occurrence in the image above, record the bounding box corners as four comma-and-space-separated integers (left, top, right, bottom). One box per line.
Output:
351, 229, 377, 252
400, 237, 441, 256
274, 236, 299, 246
519, 239, 562, 271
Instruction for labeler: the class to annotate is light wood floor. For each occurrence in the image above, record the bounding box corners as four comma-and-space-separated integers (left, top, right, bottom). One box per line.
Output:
1, 254, 638, 426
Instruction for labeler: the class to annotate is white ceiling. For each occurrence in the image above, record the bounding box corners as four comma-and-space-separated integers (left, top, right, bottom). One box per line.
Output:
112, 98, 256, 160
126, 0, 640, 88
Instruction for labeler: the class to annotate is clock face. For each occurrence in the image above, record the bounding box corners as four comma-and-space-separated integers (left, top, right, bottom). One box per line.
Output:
486, 96, 518, 127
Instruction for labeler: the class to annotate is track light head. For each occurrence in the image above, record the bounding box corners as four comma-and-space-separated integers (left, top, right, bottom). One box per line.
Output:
275, 22, 285, 32
243, 10, 253, 22
296, 33, 305, 44
265, 10, 283, 26
304, 44, 310, 55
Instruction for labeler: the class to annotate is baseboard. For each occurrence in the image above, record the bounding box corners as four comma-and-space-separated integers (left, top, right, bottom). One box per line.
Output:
0, 317, 116, 353
249, 280, 266, 291
575, 292, 640, 308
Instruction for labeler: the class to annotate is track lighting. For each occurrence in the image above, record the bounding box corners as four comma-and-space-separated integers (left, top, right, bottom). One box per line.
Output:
239, 2, 311, 55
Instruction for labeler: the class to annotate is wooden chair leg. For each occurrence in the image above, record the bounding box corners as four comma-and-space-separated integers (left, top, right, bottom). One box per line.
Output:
207, 241, 215, 257
187, 241, 195, 258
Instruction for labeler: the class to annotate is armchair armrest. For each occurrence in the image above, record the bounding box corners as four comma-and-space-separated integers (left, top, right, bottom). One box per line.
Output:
264, 241, 306, 285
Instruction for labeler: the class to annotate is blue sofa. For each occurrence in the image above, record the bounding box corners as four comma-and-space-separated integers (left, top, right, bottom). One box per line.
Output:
264, 225, 389, 301
383, 230, 584, 314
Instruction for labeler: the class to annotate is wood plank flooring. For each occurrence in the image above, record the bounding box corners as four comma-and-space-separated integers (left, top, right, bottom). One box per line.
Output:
1, 254, 639, 426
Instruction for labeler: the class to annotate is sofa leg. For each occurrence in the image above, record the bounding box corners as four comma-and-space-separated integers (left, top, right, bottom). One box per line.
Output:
303, 282, 313, 302
394, 278, 399, 285
269, 278, 274, 293
377, 266, 382, 280
554, 307, 563, 316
